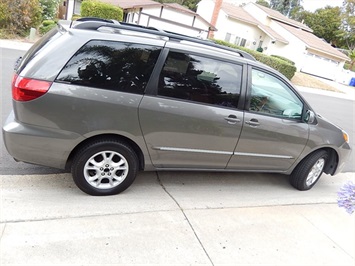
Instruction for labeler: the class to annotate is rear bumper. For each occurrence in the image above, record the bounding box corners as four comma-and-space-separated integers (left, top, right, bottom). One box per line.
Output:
2, 112, 83, 169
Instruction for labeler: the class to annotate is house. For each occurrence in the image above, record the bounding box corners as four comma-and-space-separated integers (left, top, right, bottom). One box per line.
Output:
197, 0, 349, 80
60, 0, 82, 20
61, 0, 215, 38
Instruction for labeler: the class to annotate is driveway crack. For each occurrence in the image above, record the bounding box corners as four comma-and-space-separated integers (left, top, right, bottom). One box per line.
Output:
156, 172, 214, 266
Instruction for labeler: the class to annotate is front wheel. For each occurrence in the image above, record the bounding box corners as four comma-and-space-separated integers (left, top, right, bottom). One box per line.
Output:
290, 150, 328, 191
71, 139, 138, 196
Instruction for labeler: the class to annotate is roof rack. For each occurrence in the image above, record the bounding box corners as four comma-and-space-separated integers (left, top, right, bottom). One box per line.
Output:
71, 18, 256, 61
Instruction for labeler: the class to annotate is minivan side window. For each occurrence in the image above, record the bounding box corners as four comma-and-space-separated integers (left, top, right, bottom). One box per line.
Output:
56, 40, 162, 94
250, 69, 303, 119
158, 51, 242, 108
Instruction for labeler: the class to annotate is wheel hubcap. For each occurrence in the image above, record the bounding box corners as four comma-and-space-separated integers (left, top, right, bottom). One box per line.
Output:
84, 151, 128, 190
305, 158, 325, 186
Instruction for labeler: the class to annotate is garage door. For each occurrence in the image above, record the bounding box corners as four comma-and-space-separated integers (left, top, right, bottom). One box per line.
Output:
301, 53, 339, 81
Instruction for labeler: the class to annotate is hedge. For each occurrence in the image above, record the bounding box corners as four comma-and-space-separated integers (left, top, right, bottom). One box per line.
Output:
213, 39, 297, 80
81, 0, 123, 21
271, 55, 295, 66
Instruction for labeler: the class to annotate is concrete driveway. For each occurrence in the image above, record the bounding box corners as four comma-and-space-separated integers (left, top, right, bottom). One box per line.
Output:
1, 171, 354, 265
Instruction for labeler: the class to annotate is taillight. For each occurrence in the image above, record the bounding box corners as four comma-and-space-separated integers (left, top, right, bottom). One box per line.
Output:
12, 74, 52, 101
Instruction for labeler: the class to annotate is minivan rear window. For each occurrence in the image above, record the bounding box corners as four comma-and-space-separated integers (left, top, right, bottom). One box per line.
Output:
56, 40, 162, 94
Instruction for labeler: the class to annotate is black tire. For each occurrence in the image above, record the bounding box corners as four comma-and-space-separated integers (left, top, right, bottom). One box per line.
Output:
290, 150, 328, 191
71, 139, 138, 196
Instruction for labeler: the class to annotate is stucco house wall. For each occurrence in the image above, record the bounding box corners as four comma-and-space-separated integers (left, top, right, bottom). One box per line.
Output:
265, 21, 307, 66
198, 0, 264, 50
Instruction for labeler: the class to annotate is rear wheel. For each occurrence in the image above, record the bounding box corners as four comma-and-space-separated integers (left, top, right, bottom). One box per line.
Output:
71, 139, 138, 196
290, 150, 328, 191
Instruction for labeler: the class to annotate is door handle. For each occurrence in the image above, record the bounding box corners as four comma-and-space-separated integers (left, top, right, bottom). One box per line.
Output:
245, 119, 260, 127
224, 115, 241, 124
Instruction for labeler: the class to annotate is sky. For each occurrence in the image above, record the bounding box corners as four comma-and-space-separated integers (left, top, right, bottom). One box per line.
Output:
302, 0, 344, 11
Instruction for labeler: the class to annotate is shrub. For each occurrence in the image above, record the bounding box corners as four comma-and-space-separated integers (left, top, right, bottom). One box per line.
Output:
271, 55, 295, 66
0, 0, 42, 35
39, 20, 56, 35
81, 0, 123, 21
213, 40, 297, 80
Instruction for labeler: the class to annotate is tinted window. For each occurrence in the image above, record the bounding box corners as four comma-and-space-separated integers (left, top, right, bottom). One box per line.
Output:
158, 51, 242, 108
250, 69, 303, 119
56, 40, 161, 94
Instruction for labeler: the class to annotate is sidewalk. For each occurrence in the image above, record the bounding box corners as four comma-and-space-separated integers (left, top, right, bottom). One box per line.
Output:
0, 39, 33, 51
1, 171, 354, 265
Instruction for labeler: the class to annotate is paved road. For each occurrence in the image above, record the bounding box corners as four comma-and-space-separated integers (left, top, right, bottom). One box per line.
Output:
1, 48, 354, 174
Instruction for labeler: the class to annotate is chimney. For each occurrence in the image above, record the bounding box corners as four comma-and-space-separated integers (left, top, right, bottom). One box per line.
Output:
208, 0, 223, 39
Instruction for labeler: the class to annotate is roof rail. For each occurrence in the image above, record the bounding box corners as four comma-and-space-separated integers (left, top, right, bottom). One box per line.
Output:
71, 18, 256, 61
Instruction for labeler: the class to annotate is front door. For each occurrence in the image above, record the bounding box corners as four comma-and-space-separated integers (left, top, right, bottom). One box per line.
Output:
227, 68, 309, 171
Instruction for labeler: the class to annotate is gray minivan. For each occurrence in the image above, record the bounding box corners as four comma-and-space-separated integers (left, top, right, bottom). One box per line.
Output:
3, 19, 351, 195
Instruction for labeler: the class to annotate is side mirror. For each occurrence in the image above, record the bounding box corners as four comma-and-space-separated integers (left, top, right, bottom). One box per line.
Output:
304, 110, 316, 124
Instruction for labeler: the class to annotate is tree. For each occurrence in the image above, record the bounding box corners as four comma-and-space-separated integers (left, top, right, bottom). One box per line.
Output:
270, 0, 302, 17
40, 0, 60, 20
340, 0, 355, 49
256, 0, 270, 7
0, 0, 42, 35
299, 6, 343, 46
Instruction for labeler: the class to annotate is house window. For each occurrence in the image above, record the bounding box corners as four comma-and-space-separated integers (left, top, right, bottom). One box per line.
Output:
74, 0, 82, 15
240, 38, 247, 47
225, 33, 232, 43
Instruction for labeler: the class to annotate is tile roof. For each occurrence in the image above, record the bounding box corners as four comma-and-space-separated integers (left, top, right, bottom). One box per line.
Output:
278, 22, 348, 60
221, 2, 259, 25
255, 4, 313, 32
165, 3, 196, 15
